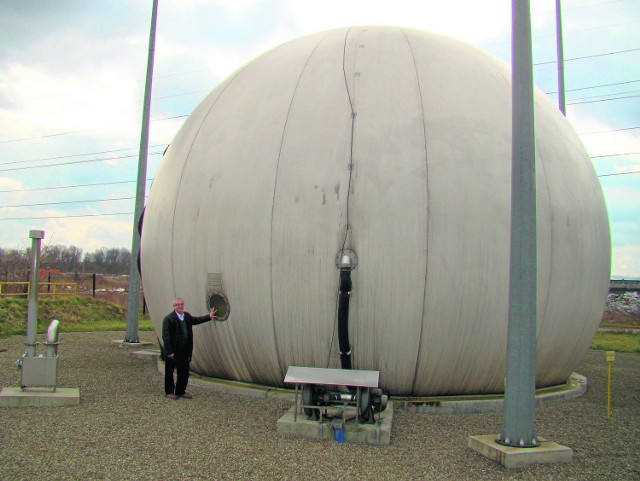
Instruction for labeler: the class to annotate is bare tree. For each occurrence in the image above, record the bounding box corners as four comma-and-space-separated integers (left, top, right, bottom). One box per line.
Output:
1, 245, 128, 275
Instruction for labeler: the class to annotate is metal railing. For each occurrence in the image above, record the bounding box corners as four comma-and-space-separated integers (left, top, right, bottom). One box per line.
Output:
0, 281, 78, 298
609, 279, 640, 292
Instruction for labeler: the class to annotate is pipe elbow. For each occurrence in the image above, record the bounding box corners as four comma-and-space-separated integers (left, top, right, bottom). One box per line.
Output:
46, 319, 60, 344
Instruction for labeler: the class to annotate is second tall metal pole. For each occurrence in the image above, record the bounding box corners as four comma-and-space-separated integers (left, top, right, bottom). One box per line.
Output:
556, 0, 566, 115
125, 0, 158, 343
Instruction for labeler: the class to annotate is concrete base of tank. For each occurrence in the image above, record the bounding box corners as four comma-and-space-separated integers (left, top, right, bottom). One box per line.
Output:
153, 357, 588, 413
148, 357, 591, 448
393, 372, 588, 414
276, 403, 393, 445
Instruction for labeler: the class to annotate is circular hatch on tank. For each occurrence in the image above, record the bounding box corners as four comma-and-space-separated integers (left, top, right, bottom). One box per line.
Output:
208, 293, 230, 321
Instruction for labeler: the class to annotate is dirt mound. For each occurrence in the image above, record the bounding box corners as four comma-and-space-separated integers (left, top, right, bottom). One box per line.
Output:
603, 292, 640, 326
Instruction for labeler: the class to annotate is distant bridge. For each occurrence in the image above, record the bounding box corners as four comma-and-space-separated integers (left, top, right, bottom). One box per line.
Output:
609, 279, 640, 293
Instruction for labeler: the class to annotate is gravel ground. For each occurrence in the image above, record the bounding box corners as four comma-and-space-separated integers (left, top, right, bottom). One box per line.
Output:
0, 331, 638, 481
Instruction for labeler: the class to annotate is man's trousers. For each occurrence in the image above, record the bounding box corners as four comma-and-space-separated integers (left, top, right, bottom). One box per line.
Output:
165, 354, 190, 396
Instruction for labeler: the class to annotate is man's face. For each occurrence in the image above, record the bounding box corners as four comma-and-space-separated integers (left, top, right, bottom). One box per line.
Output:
173, 300, 185, 314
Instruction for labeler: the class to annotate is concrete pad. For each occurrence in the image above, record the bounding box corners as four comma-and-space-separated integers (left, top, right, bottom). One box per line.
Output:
0, 386, 80, 408
131, 349, 161, 361
468, 434, 573, 469
276, 403, 393, 445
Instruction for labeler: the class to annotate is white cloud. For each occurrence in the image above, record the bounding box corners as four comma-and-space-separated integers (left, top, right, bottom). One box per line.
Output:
568, 113, 640, 161
0, 63, 142, 135
614, 161, 640, 174
45, 215, 134, 252
284, 0, 512, 43
0, 208, 135, 252
0, 177, 22, 190
177, 0, 264, 12
149, 117, 185, 148
603, 184, 640, 204
155, 23, 295, 87
612, 243, 640, 279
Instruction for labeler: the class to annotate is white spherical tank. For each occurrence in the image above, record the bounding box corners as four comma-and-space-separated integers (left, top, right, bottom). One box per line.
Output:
140, 26, 610, 396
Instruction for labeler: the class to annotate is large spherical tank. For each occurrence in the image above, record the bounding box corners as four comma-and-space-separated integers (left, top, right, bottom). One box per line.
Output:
140, 26, 610, 396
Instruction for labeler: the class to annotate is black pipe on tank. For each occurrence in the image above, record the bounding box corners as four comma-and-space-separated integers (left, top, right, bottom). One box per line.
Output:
337, 256, 353, 369
137, 206, 145, 277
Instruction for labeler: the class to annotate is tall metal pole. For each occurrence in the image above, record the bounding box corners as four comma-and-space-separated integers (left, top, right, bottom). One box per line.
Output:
498, 0, 539, 448
125, 0, 158, 343
26, 230, 45, 357
556, 0, 566, 115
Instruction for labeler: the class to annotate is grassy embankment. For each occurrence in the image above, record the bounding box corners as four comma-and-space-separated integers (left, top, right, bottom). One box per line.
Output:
590, 332, 640, 352
0, 297, 638, 352
0, 296, 153, 338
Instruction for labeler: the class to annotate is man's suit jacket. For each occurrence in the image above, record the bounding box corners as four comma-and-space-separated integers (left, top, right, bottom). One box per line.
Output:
162, 311, 211, 360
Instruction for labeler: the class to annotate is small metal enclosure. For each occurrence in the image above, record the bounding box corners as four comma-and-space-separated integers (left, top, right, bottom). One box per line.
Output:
21, 356, 58, 390
284, 366, 387, 425
20, 319, 60, 391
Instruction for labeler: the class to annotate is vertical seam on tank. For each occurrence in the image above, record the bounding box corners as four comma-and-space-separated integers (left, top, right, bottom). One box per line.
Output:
168, 66, 249, 299
339, 27, 356, 252
402, 29, 430, 396
536, 146, 553, 345
270, 34, 327, 377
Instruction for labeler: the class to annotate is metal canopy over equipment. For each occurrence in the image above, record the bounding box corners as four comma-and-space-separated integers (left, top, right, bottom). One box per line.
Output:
284, 366, 378, 388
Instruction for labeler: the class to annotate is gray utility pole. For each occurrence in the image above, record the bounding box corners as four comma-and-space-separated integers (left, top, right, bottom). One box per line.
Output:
125, 0, 158, 343
556, 0, 566, 115
498, 0, 539, 448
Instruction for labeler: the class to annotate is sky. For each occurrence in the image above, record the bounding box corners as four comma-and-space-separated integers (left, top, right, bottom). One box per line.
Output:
0, 0, 638, 277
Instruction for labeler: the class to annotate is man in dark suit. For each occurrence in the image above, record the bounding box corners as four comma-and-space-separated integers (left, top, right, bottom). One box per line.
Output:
162, 297, 217, 399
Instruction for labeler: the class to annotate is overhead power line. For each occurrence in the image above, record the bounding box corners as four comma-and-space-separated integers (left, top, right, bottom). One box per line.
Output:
0, 179, 152, 194
591, 151, 640, 158
563, 0, 624, 12
0, 151, 165, 172
0, 144, 168, 166
565, 88, 640, 102
0, 67, 211, 109
0, 212, 132, 221
562, 19, 640, 36
535, 48, 640, 66
568, 94, 640, 105
0, 115, 187, 145
598, 170, 640, 177
546, 79, 640, 95
0, 196, 136, 209
580, 126, 640, 135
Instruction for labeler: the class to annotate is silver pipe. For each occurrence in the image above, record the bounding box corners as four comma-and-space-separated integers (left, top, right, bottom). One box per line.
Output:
45, 319, 60, 357
322, 392, 358, 404
25, 230, 45, 357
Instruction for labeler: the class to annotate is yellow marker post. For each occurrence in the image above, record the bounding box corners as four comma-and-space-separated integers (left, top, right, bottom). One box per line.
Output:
606, 351, 615, 419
